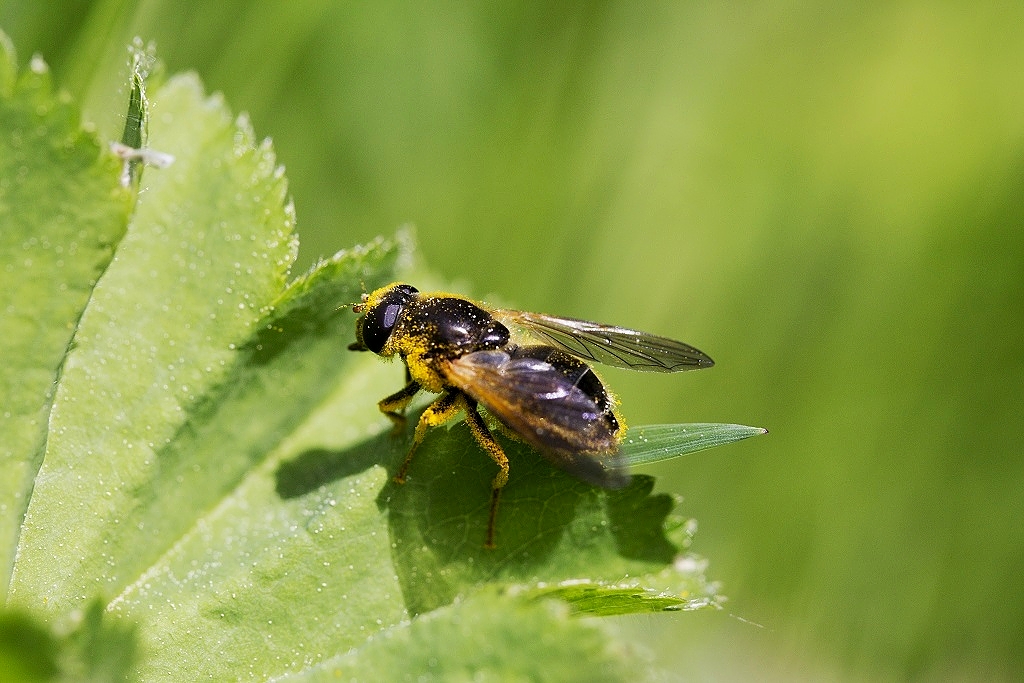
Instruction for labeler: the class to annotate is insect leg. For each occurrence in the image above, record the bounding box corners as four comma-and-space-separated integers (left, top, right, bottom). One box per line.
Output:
394, 390, 461, 484
461, 397, 510, 549
378, 379, 422, 434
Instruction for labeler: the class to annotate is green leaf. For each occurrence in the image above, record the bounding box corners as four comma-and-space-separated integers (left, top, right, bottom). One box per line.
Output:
277, 589, 644, 683
364, 424, 719, 617
0, 32, 133, 594
622, 423, 768, 467
7, 71, 295, 613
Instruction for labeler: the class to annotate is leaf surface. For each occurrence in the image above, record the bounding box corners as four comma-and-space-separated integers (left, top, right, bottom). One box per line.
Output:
278, 589, 643, 682
0, 34, 133, 593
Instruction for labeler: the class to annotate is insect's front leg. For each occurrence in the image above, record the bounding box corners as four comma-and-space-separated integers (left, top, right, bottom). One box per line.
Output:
378, 378, 422, 435
394, 390, 462, 484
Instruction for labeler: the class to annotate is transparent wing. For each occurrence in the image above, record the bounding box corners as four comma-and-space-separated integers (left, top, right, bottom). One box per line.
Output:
497, 309, 714, 372
444, 350, 628, 489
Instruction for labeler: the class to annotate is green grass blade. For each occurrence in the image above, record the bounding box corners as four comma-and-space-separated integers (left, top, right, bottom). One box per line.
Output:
622, 423, 768, 467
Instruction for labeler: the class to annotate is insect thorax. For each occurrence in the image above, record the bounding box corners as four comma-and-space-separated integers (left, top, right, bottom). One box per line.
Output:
389, 296, 510, 392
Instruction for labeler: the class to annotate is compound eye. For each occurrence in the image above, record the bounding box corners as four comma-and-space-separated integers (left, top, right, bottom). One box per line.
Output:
359, 284, 418, 353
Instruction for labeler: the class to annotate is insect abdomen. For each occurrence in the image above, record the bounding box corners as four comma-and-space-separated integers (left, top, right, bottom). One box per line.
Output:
508, 345, 620, 436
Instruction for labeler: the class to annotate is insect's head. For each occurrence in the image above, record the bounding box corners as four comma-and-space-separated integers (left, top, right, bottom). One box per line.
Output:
348, 282, 419, 354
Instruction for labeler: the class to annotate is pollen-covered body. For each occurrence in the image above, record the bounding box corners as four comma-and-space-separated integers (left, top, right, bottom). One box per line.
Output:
349, 281, 713, 547
381, 293, 510, 393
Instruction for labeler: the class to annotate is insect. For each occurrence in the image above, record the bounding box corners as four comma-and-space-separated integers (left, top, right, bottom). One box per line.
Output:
348, 282, 714, 547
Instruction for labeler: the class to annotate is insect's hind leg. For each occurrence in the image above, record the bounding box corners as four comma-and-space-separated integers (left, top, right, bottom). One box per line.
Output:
392, 390, 511, 548
394, 390, 461, 484
462, 397, 510, 549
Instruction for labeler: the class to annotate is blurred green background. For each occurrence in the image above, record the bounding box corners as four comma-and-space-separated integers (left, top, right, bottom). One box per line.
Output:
3, 2, 1023, 680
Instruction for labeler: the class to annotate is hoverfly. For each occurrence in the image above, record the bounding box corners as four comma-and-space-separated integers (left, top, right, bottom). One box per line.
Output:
349, 282, 713, 547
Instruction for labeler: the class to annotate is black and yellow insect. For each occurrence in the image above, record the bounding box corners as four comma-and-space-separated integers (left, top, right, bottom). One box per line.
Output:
349, 282, 713, 547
